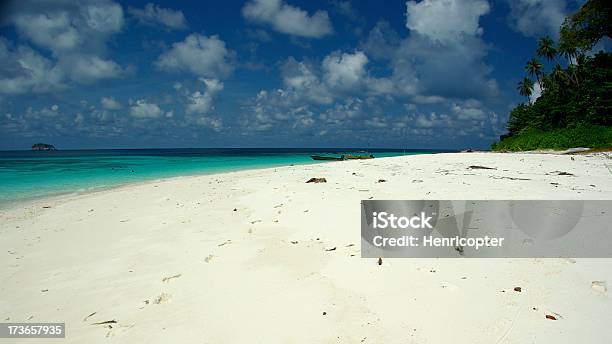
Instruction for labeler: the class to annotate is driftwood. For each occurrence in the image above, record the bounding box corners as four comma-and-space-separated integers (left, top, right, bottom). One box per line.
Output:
92, 320, 117, 326
490, 176, 531, 181
306, 178, 327, 183
468, 165, 496, 170
546, 170, 575, 176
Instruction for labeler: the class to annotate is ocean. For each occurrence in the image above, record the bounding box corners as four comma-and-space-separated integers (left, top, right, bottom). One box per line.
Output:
0, 148, 449, 205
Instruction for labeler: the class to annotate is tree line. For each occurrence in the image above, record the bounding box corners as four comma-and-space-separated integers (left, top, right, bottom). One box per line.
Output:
501, 0, 610, 146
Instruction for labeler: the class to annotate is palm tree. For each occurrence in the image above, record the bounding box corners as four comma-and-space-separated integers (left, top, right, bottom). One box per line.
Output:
551, 64, 570, 85
525, 58, 543, 86
537, 36, 558, 63
558, 41, 577, 65
517, 77, 534, 103
557, 40, 580, 85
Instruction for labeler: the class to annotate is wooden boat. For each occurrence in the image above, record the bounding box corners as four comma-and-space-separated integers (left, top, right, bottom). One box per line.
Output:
344, 154, 375, 160
310, 155, 345, 161
310, 154, 375, 161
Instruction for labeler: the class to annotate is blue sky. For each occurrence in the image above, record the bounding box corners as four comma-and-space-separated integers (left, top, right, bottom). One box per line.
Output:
0, 0, 587, 149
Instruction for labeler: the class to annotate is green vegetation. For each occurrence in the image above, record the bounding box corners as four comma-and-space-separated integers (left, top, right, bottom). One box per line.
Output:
493, 0, 611, 151
492, 125, 612, 151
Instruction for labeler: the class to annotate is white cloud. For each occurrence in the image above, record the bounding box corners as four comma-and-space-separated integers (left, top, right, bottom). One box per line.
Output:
179, 79, 225, 131
452, 100, 486, 120
186, 79, 224, 114
60, 54, 122, 83
275, 52, 379, 104
0, 0, 125, 92
7, 0, 124, 54
129, 3, 188, 30
12, 11, 81, 52
382, 0, 499, 100
241, 89, 315, 131
322, 51, 368, 90
530, 82, 542, 103
101, 96, 122, 110
239, 1, 503, 140
24, 105, 61, 119
156, 34, 235, 78
193, 116, 223, 131
318, 97, 365, 124
412, 112, 452, 128
0, 40, 122, 94
406, 0, 490, 43
331, 1, 359, 20
281, 58, 332, 104
505, 0, 568, 39
242, 0, 332, 38
0, 39, 64, 94
364, 116, 388, 128
130, 99, 162, 118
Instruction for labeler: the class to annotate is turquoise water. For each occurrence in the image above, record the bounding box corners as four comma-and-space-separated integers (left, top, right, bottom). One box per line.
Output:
0, 148, 447, 205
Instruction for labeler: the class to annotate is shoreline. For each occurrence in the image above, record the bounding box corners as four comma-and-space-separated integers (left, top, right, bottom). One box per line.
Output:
0, 152, 440, 211
0, 150, 441, 209
2, 152, 611, 343
3, 150, 607, 212
0, 158, 327, 211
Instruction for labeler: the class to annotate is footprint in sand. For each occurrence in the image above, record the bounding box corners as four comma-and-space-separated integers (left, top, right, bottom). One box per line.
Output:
592, 281, 607, 293
153, 293, 172, 304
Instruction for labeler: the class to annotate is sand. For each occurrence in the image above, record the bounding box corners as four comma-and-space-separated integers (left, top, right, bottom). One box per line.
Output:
1, 152, 611, 343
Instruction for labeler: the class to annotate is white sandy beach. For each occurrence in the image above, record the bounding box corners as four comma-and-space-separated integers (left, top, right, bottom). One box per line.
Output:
1, 152, 611, 343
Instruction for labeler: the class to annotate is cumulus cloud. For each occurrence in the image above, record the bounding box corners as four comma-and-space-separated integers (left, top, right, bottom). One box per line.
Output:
281, 58, 332, 104
392, 0, 498, 100
128, 3, 188, 30
130, 99, 162, 118
275, 51, 377, 105
186, 79, 224, 114
241, 89, 316, 132
322, 51, 368, 90
242, 0, 332, 38
330, 0, 359, 21
406, 0, 490, 43
240, 0, 503, 143
156, 34, 235, 78
505, 0, 568, 39
411, 112, 452, 128
59, 54, 122, 83
320, 97, 365, 123
193, 116, 223, 131
6, 0, 124, 54
101, 96, 122, 110
273, 1, 496, 105
452, 100, 486, 120
0, 39, 64, 94
173, 78, 225, 131
0, 0, 125, 93
364, 116, 388, 128
24, 104, 60, 119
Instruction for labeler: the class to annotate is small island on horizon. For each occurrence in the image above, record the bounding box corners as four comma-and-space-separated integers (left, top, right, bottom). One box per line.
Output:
31, 143, 56, 151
